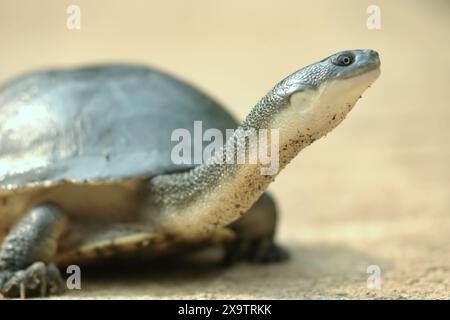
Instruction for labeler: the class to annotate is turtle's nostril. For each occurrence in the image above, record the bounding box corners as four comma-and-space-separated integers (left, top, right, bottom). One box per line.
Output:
367, 49, 379, 58
365, 49, 380, 68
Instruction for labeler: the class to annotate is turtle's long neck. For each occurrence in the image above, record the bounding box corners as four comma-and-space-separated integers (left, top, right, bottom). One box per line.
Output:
144, 83, 328, 236
143, 50, 381, 237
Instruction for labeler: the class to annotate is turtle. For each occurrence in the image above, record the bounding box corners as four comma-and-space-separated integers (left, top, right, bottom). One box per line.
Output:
0, 49, 380, 298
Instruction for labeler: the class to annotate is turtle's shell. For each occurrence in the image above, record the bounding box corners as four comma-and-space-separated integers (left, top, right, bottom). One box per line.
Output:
0, 64, 237, 191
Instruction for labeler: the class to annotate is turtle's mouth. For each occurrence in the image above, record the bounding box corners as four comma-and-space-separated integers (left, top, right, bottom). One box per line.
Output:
347, 61, 380, 79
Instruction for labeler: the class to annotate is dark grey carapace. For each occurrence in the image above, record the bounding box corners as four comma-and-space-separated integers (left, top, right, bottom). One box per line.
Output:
0, 49, 380, 298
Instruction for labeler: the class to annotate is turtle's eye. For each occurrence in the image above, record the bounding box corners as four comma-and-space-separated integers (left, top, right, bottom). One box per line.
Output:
332, 53, 354, 66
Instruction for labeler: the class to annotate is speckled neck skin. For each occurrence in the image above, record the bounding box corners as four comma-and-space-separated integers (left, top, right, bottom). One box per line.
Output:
145, 50, 380, 237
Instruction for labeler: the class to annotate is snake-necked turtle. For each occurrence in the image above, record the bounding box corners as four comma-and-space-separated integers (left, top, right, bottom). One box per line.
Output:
0, 49, 380, 297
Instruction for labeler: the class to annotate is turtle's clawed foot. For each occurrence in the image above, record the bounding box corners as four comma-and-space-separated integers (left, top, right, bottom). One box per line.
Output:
223, 238, 290, 265
0, 262, 65, 298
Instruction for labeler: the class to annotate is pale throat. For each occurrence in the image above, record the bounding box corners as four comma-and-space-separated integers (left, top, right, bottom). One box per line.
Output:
273, 71, 380, 149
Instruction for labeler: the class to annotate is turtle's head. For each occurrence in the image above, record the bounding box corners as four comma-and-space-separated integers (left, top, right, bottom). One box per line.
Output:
286, 49, 380, 94
318, 49, 380, 81
263, 49, 381, 142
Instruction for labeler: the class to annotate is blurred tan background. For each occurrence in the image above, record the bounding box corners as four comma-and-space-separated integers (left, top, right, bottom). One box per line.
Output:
0, 0, 449, 299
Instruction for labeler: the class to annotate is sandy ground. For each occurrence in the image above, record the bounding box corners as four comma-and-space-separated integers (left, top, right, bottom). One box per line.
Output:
0, 0, 449, 299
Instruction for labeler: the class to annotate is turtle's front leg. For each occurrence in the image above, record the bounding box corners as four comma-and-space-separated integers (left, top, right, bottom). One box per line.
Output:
223, 192, 289, 265
0, 204, 67, 298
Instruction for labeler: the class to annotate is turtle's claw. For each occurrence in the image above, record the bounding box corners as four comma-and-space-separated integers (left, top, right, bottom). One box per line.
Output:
0, 262, 65, 298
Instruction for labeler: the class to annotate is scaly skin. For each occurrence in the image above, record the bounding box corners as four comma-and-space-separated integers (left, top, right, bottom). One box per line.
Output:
0, 204, 66, 297
0, 50, 380, 298
146, 50, 380, 238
